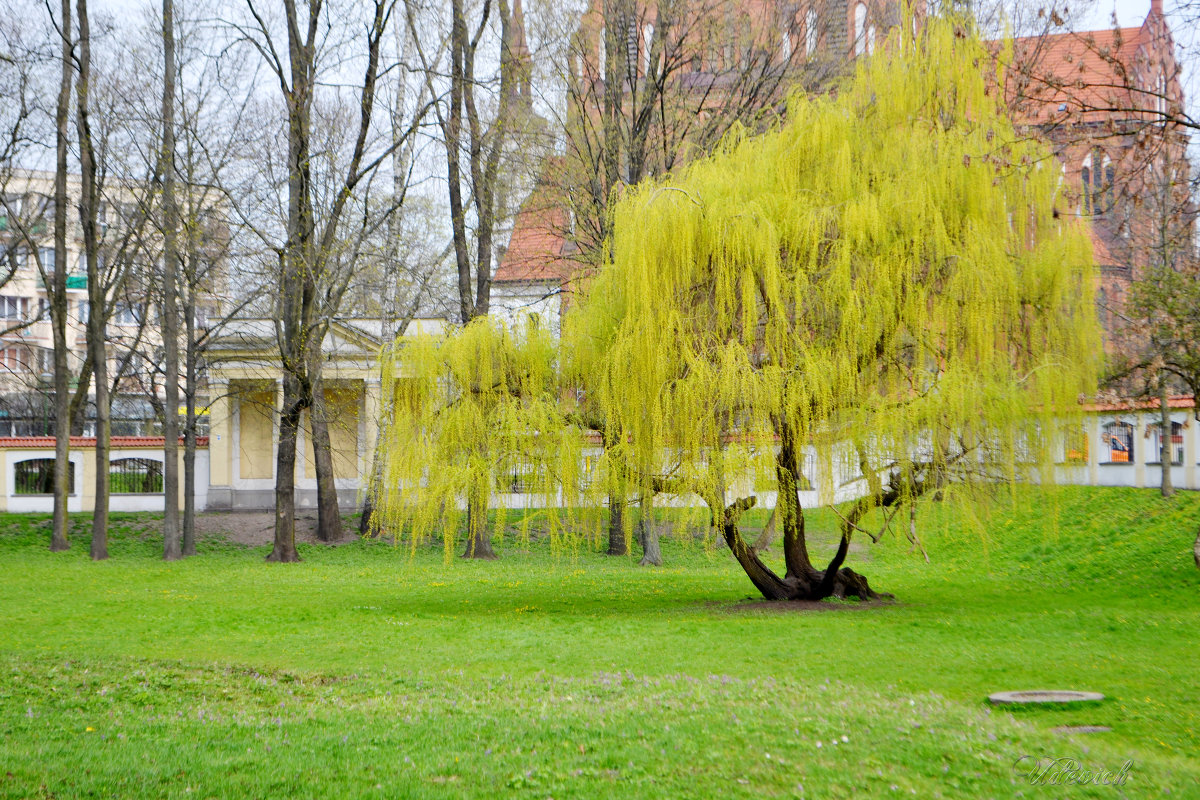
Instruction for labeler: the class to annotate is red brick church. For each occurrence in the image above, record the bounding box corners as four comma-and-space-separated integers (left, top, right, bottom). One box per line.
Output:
494, 1, 1187, 348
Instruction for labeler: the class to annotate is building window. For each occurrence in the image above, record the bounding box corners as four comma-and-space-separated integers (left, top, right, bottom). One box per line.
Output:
1101, 421, 1134, 464
36, 347, 53, 375
0, 196, 15, 232
0, 346, 31, 372
14, 458, 75, 495
1080, 154, 1092, 215
1147, 420, 1184, 465
854, 3, 868, 56
806, 9, 817, 54
0, 295, 28, 320
77, 300, 89, 324
113, 303, 143, 326
781, 23, 792, 62
37, 247, 55, 271
1102, 156, 1114, 211
110, 457, 164, 494
1061, 426, 1089, 464
642, 24, 654, 74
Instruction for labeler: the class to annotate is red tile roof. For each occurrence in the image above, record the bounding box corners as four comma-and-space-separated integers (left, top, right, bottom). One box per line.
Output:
1082, 395, 1195, 412
1005, 17, 1167, 126
0, 436, 209, 449
495, 161, 577, 285
496, 203, 571, 282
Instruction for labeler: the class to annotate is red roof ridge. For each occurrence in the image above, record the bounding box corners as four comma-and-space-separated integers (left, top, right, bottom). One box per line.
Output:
0, 436, 210, 449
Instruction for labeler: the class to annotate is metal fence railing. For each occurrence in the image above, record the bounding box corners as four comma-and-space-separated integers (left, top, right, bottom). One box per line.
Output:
109, 458, 163, 494
13, 458, 75, 495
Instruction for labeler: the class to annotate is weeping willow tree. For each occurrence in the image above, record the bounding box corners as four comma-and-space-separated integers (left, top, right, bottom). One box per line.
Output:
374, 316, 582, 559
564, 18, 1101, 601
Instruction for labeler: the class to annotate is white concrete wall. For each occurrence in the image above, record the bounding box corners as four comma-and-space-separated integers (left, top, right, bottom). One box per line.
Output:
3, 446, 208, 513
3, 408, 1197, 515
6, 451, 85, 513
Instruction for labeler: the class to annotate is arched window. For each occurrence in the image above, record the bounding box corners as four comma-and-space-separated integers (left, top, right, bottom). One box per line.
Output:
642, 24, 654, 74
854, 3, 868, 57
110, 457, 164, 494
1102, 421, 1134, 464
781, 24, 792, 62
806, 9, 818, 54
1080, 154, 1092, 215
1102, 155, 1114, 211
598, 27, 606, 75
14, 458, 75, 495
1148, 420, 1184, 465
867, 24, 876, 54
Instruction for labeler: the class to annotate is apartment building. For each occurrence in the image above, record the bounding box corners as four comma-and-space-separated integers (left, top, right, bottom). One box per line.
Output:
0, 168, 226, 436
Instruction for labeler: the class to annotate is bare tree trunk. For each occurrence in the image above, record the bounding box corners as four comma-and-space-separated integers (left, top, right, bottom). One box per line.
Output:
269, 376, 302, 562
310, 374, 343, 542
446, 0, 474, 322
181, 301, 197, 556
1159, 378, 1174, 498
608, 489, 627, 555
1194, 525, 1200, 570
69, 357, 92, 436
606, 441, 627, 555
268, 0, 317, 564
462, 478, 496, 558
358, 481, 377, 536
359, 375, 396, 537
49, 0, 73, 553
77, 0, 108, 561
160, 0, 182, 560
636, 490, 661, 566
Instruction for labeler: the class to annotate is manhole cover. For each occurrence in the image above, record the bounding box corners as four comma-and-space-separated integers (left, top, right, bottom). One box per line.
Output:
1052, 725, 1112, 735
988, 690, 1105, 705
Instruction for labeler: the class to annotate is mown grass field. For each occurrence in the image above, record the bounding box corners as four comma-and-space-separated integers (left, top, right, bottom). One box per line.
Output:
1, 486, 1198, 798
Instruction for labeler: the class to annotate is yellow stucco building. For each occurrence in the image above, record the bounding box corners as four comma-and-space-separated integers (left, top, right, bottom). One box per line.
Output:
204, 317, 445, 510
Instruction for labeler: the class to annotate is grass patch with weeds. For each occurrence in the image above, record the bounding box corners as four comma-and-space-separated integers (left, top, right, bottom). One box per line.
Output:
0, 486, 1197, 798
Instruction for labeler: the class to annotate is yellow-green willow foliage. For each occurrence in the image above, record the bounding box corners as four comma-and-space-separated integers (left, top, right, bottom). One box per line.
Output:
564, 18, 1101, 522
373, 316, 582, 558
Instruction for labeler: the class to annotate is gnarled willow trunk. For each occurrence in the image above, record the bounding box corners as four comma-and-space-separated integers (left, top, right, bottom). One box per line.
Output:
716, 429, 895, 602
719, 495, 887, 602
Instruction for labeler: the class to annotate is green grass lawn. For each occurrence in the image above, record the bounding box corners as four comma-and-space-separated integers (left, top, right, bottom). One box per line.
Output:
1, 486, 1198, 798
